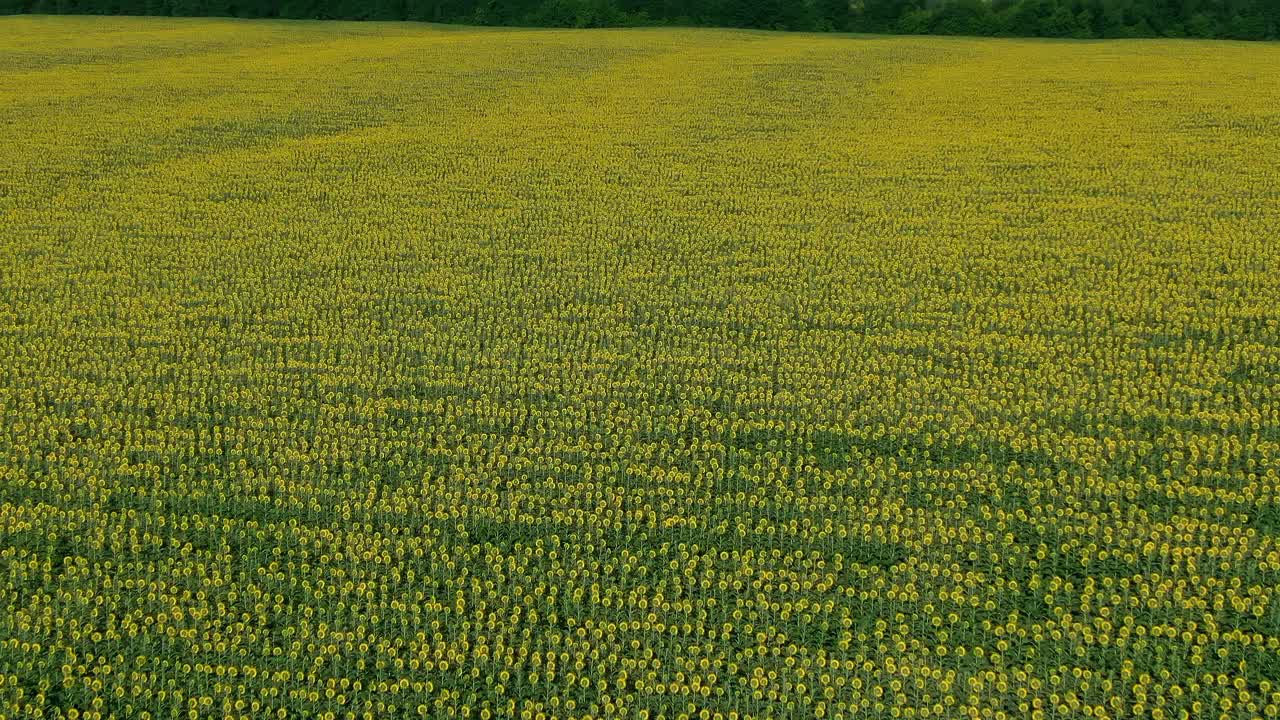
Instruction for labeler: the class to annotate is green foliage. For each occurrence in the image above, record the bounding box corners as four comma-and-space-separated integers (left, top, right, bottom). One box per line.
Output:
3, 0, 1277, 39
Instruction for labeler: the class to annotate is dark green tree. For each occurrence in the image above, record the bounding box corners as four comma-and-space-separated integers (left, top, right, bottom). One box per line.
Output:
8, 0, 1276, 40
815, 0, 849, 30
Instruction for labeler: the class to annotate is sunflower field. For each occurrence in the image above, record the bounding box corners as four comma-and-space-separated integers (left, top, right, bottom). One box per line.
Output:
1, 15, 1279, 720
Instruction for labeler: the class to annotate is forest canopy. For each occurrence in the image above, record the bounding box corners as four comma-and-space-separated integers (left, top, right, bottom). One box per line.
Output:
4, 0, 1277, 40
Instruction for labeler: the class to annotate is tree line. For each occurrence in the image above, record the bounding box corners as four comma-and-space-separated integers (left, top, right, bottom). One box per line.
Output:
4, 0, 1276, 40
